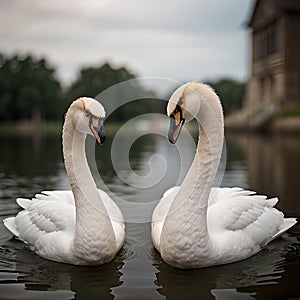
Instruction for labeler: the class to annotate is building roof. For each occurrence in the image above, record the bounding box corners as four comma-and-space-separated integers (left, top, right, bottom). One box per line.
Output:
248, 0, 300, 30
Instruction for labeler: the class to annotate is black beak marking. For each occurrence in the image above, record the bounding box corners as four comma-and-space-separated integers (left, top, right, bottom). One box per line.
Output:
88, 114, 106, 144
168, 104, 185, 144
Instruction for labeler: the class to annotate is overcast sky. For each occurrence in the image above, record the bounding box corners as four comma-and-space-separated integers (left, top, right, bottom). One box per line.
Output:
0, 0, 254, 85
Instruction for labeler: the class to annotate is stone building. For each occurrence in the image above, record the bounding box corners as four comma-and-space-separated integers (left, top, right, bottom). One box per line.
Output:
226, 0, 300, 130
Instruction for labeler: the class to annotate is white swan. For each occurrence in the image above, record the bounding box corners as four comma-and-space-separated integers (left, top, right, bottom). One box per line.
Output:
151, 82, 297, 269
3, 98, 125, 265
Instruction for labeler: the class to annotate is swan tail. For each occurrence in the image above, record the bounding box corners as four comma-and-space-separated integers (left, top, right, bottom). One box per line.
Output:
16, 198, 32, 209
265, 197, 279, 207
271, 217, 297, 241
3, 217, 19, 237
3, 198, 32, 238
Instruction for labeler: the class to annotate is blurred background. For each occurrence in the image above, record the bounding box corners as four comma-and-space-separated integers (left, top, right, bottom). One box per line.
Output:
0, 0, 252, 128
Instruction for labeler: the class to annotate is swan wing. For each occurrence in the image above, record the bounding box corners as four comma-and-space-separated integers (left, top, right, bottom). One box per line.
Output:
33, 190, 75, 205
39, 190, 125, 246
3, 189, 125, 263
207, 187, 297, 246
3, 191, 76, 262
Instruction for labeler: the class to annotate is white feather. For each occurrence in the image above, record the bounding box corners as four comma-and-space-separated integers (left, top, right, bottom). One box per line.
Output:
3, 98, 125, 265
152, 82, 297, 269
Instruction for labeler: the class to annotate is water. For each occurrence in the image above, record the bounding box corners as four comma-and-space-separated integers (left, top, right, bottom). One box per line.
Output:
0, 127, 299, 300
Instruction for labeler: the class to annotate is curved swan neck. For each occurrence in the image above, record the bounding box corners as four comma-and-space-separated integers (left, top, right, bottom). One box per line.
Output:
167, 117, 223, 222
63, 114, 90, 192
171, 86, 224, 213
160, 85, 224, 260
62, 109, 116, 260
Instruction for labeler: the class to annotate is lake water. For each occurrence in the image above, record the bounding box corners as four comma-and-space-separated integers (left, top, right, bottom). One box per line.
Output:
0, 125, 299, 300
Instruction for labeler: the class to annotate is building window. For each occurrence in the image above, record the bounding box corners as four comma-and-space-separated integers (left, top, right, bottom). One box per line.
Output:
253, 21, 278, 61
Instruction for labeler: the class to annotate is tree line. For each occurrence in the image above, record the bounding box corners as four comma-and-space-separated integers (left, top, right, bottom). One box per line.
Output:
0, 53, 245, 123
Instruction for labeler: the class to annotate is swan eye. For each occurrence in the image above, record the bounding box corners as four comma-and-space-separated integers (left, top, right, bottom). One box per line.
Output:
178, 98, 183, 105
85, 110, 91, 117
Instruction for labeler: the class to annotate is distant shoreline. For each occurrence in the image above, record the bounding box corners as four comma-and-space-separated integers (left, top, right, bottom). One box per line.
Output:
0, 121, 63, 136
0, 121, 138, 136
2, 117, 300, 137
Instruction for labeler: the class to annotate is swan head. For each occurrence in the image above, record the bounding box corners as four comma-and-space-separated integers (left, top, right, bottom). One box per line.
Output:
70, 97, 106, 144
167, 82, 201, 143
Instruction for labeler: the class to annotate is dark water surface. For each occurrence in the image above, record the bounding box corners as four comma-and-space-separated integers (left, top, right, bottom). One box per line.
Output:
0, 128, 299, 300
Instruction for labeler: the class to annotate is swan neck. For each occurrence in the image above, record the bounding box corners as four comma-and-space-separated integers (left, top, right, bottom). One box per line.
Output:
63, 116, 92, 193
160, 90, 224, 263
62, 112, 107, 212
173, 98, 224, 212
158, 85, 225, 267
62, 111, 116, 261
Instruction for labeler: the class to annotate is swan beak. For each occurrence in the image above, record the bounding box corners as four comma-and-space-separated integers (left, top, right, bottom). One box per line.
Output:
168, 109, 185, 144
90, 118, 106, 144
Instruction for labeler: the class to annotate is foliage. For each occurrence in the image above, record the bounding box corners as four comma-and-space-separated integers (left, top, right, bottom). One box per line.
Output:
206, 79, 246, 116
0, 54, 62, 121
65, 62, 160, 122
66, 63, 135, 100
0, 53, 245, 123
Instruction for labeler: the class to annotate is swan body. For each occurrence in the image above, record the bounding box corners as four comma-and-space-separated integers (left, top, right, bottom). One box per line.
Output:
3, 98, 125, 265
151, 82, 297, 269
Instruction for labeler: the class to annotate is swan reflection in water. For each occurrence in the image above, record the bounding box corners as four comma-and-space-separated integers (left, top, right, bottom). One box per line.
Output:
154, 235, 300, 299
0, 238, 125, 300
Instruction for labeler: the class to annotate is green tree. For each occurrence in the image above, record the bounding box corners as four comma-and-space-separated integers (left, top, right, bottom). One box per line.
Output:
65, 63, 159, 122
0, 54, 62, 121
66, 63, 135, 100
206, 79, 246, 115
